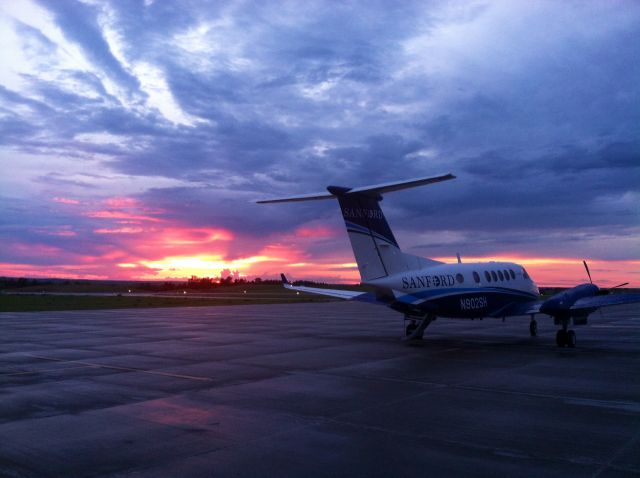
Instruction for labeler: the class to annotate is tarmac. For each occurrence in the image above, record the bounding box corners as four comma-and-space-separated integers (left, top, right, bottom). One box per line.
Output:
0, 301, 639, 477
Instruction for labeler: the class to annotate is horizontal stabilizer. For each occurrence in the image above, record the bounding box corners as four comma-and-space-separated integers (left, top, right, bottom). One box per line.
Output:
257, 173, 455, 204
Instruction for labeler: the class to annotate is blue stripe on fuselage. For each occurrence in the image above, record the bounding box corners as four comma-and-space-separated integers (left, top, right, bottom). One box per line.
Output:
390, 287, 538, 318
403, 286, 537, 302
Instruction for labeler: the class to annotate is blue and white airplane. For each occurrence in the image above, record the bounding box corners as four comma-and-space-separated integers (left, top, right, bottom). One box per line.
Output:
258, 174, 640, 347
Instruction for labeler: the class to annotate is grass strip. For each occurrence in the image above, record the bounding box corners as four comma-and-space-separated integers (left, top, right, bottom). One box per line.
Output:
0, 293, 332, 312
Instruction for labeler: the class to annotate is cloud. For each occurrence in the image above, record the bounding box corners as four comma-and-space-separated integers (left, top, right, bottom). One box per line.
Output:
0, 0, 638, 284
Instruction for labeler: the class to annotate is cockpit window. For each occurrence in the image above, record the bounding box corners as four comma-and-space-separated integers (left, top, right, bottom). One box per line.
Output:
522, 268, 530, 280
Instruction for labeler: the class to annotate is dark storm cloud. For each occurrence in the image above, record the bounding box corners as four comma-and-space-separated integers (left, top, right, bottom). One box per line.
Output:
1, 0, 639, 273
137, 185, 335, 237
0, 195, 94, 264
397, 142, 639, 231
163, 70, 243, 120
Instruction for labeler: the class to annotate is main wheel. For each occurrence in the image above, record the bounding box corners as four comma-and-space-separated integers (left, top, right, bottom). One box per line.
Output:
556, 329, 566, 347
529, 320, 538, 337
566, 330, 576, 348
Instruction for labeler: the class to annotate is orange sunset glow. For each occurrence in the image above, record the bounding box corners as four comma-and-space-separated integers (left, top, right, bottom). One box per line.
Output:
1, 192, 637, 286
0, 192, 634, 287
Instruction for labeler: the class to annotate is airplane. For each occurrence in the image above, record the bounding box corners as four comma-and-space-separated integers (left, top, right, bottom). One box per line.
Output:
258, 174, 640, 347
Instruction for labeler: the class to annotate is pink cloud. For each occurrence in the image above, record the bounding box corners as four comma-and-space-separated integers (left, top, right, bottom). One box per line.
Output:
34, 226, 77, 237
53, 197, 80, 205
294, 225, 337, 238
103, 197, 141, 208
94, 227, 144, 234
85, 210, 163, 222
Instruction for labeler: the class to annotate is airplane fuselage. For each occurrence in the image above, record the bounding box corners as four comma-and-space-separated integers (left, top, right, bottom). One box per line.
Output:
368, 261, 539, 319
261, 173, 640, 347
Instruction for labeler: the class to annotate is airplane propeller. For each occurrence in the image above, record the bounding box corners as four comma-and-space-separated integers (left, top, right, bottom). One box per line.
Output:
609, 281, 630, 289
582, 260, 628, 294
582, 260, 592, 284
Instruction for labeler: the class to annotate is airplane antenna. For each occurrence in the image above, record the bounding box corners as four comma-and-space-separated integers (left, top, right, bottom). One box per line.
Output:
583, 260, 593, 284
456, 253, 462, 264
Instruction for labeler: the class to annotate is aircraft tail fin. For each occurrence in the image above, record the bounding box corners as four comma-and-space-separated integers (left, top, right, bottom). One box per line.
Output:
258, 173, 455, 282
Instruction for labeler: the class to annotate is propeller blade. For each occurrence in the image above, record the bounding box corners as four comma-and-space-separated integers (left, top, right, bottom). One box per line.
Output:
610, 282, 629, 289
583, 260, 593, 284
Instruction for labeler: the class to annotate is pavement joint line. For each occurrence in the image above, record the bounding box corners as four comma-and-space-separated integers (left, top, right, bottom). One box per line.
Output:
303, 369, 640, 409
4, 365, 100, 376
591, 325, 640, 329
591, 418, 640, 478
22, 353, 215, 382
323, 413, 639, 474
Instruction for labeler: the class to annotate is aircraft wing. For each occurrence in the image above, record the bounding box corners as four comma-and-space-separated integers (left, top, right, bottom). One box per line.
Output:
486, 300, 542, 318
281, 274, 367, 300
570, 293, 640, 311
493, 292, 640, 318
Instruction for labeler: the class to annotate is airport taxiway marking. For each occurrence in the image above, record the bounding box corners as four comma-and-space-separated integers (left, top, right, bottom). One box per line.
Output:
21, 353, 215, 382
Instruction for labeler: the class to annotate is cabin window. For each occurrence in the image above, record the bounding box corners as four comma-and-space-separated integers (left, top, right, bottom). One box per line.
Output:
473, 271, 480, 283
509, 269, 516, 280
456, 273, 464, 284
503, 270, 510, 281
485, 271, 491, 282
498, 270, 504, 281
522, 268, 530, 279
491, 271, 498, 282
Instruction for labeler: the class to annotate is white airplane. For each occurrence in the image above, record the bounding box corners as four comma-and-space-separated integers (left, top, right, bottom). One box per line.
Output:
258, 174, 640, 347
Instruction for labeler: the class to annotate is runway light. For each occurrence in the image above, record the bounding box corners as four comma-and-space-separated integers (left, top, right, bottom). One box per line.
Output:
296, 291, 300, 295
243, 290, 247, 294
128, 289, 131, 293
183, 291, 187, 294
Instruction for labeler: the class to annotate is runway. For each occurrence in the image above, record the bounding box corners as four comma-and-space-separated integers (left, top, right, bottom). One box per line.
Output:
1, 302, 639, 477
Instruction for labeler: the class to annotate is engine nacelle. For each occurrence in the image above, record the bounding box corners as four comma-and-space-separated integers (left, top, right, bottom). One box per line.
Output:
540, 283, 599, 320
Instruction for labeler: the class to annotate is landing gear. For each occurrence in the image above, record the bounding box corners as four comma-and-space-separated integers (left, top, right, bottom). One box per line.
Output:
555, 324, 576, 348
529, 317, 538, 337
403, 314, 436, 342
566, 330, 576, 347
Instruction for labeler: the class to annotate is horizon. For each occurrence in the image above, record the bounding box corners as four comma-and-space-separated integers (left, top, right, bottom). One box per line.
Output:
1, 1, 638, 287
2, 254, 637, 289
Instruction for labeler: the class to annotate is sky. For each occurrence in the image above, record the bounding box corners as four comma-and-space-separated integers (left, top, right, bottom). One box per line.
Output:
0, 0, 638, 287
